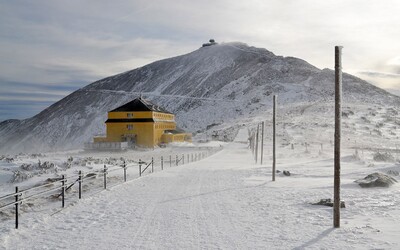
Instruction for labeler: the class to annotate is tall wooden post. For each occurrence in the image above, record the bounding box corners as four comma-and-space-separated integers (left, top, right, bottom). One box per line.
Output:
272, 95, 277, 181
15, 186, 19, 229
334, 46, 343, 228
261, 121, 264, 165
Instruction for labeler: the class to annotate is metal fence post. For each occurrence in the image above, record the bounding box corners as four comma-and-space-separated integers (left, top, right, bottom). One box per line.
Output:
169, 155, 172, 168
61, 175, 65, 208
103, 165, 107, 189
123, 163, 127, 182
139, 159, 142, 177
15, 186, 19, 229
176, 155, 178, 166
151, 157, 154, 173
161, 156, 164, 170
182, 154, 184, 164
78, 170, 82, 199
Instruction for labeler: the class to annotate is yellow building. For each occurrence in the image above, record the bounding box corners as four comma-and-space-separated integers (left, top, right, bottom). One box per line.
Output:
92, 97, 192, 148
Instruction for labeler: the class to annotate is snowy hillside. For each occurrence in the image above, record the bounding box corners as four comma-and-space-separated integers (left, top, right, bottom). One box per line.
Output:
0, 42, 399, 153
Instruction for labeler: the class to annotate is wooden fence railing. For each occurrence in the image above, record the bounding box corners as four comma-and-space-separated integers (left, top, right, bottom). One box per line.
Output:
0, 147, 221, 229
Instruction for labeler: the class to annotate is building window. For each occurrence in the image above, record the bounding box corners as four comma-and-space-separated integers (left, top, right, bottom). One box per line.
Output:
127, 113, 133, 118
127, 124, 133, 130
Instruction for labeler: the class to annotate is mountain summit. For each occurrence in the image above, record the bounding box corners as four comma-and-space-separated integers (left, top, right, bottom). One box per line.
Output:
0, 42, 398, 153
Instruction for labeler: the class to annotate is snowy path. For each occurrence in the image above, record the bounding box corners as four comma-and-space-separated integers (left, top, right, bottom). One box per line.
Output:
2, 141, 400, 249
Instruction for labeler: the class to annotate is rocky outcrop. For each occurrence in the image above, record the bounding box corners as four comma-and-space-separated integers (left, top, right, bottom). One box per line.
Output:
355, 172, 397, 188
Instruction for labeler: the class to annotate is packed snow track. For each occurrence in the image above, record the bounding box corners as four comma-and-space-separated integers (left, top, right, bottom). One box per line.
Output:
1, 141, 399, 249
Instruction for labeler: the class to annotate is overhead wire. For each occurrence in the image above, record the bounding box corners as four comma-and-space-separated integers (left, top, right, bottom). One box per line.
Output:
83, 89, 244, 104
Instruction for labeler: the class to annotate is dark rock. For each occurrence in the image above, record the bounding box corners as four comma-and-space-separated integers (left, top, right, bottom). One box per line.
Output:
312, 198, 345, 208
283, 170, 291, 176
45, 177, 63, 183
355, 172, 397, 188
86, 173, 97, 178
387, 170, 399, 176
373, 152, 395, 162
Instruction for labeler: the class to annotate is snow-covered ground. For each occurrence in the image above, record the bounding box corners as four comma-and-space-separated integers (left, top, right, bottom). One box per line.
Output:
1, 128, 399, 249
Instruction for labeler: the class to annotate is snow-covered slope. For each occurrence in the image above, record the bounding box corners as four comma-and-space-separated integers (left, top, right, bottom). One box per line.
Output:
2, 139, 400, 249
0, 42, 399, 153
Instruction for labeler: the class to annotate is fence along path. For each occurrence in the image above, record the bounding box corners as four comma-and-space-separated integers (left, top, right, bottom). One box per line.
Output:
1, 142, 260, 250
0, 147, 221, 230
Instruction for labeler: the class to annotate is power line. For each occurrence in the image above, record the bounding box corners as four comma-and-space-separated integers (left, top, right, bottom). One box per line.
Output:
83, 89, 240, 103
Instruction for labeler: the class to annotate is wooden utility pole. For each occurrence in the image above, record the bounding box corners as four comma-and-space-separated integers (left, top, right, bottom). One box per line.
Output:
261, 121, 264, 165
334, 46, 343, 228
272, 95, 277, 181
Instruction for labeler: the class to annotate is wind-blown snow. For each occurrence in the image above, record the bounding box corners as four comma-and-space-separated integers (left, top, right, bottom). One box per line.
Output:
1, 128, 399, 249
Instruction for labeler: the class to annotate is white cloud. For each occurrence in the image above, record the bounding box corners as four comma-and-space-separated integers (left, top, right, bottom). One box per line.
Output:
0, 0, 400, 120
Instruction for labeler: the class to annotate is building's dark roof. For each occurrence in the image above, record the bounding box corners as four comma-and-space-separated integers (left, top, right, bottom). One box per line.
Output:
105, 118, 155, 123
110, 97, 172, 114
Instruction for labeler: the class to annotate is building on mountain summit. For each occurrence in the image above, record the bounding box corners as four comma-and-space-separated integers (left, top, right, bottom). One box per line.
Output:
85, 97, 192, 150
202, 39, 217, 47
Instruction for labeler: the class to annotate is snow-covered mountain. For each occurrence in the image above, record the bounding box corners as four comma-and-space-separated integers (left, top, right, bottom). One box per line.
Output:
1, 42, 399, 153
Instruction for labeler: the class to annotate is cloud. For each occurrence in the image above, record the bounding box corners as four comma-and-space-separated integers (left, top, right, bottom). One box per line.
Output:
358, 71, 400, 79
0, 100, 55, 122
0, 79, 78, 121
352, 70, 400, 92
0, 0, 400, 121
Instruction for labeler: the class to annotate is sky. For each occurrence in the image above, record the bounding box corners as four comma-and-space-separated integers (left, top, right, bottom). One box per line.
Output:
0, 0, 399, 122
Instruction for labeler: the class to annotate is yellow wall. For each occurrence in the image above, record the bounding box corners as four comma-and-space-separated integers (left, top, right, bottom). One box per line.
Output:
154, 121, 176, 145
93, 136, 108, 142
106, 122, 154, 147
97, 110, 191, 148
153, 112, 175, 121
108, 111, 153, 119
161, 133, 192, 143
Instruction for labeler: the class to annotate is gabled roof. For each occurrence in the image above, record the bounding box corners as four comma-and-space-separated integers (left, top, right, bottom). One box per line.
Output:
110, 97, 172, 114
